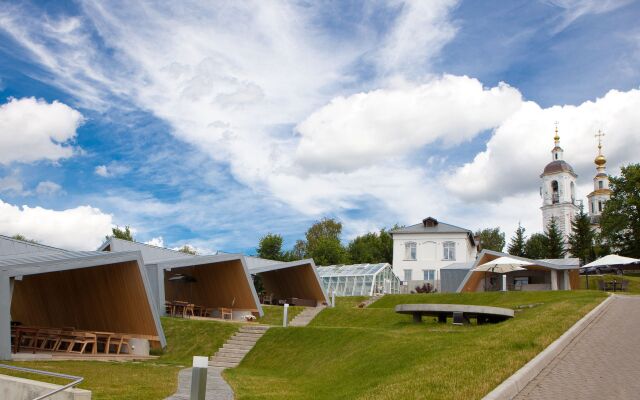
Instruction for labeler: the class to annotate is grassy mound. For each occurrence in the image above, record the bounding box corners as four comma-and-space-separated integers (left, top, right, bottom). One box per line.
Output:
225, 291, 605, 400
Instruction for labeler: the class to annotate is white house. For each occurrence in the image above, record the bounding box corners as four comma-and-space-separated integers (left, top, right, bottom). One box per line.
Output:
391, 217, 478, 291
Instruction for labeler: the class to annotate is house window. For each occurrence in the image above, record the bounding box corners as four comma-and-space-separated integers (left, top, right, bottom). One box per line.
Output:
404, 242, 417, 261
443, 242, 456, 261
423, 269, 435, 281
403, 269, 412, 282
598, 181, 604, 189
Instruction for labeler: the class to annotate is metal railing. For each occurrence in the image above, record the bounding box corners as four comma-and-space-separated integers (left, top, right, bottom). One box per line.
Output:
0, 363, 84, 400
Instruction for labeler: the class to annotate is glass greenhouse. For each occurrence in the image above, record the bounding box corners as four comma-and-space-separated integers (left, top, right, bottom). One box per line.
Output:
317, 263, 401, 296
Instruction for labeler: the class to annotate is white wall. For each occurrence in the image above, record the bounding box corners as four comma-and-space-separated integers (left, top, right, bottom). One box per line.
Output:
392, 232, 477, 288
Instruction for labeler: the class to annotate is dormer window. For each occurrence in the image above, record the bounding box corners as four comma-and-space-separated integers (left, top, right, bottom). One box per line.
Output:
404, 242, 417, 261
443, 241, 456, 261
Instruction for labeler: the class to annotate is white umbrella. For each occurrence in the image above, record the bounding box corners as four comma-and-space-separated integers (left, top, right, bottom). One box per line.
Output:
474, 256, 532, 291
581, 254, 640, 269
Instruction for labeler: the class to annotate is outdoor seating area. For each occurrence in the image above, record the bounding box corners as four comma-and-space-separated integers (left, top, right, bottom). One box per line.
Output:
164, 301, 236, 320
259, 293, 317, 307
11, 325, 131, 355
595, 279, 629, 292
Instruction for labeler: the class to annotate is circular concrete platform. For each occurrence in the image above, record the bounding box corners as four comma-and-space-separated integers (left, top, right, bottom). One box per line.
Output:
395, 303, 514, 324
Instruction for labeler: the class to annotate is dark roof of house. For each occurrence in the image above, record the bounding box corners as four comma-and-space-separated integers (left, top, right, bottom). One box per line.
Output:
391, 217, 476, 246
541, 160, 576, 177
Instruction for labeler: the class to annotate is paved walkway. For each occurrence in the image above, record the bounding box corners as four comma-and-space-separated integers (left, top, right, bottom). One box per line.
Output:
289, 305, 325, 327
165, 367, 233, 400
515, 295, 640, 400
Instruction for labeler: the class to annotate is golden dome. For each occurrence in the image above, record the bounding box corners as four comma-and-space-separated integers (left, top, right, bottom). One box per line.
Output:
595, 153, 606, 166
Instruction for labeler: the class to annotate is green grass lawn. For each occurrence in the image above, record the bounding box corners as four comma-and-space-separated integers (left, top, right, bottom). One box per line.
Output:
225, 291, 606, 400
4, 317, 240, 399
258, 305, 305, 326
580, 273, 640, 293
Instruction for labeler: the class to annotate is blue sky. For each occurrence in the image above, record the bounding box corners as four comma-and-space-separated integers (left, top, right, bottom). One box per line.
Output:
1, 0, 639, 252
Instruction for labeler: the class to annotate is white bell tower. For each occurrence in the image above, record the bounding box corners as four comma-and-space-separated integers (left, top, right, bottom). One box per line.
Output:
586, 130, 612, 231
540, 124, 579, 243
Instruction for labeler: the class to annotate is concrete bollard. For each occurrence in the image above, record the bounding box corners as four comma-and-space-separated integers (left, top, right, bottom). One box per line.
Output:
331, 290, 336, 308
190, 356, 208, 400
283, 303, 289, 327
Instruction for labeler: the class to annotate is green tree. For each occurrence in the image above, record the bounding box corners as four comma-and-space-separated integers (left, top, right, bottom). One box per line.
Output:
177, 245, 197, 255
282, 240, 306, 261
507, 223, 527, 257
475, 227, 506, 252
11, 234, 39, 244
545, 217, 565, 259
305, 218, 347, 265
600, 164, 640, 257
256, 233, 284, 260
524, 233, 547, 259
568, 205, 595, 265
109, 225, 134, 241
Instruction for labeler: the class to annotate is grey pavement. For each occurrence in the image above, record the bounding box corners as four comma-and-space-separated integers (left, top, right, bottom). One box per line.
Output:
515, 295, 640, 400
165, 366, 233, 400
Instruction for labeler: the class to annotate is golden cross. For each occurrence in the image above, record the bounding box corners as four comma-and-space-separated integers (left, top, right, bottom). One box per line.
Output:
595, 130, 605, 151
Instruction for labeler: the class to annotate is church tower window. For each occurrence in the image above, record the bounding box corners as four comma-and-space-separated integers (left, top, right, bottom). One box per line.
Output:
551, 180, 559, 204
570, 181, 575, 204
598, 180, 603, 189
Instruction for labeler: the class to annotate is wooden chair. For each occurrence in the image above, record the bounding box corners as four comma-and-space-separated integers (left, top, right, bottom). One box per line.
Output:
36, 329, 62, 351
68, 332, 97, 354
17, 327, 40, 352
263, 293, 274, 305
165, 301, 175, 316
184, 304, 195, 318
220, 307, 233, 320
108, 334, 131, 354
54, 328, 77, 352
620, 280, 629, 292
596, 280, 606, 291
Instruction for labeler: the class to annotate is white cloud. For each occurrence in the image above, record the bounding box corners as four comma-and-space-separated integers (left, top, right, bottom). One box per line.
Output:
544, 0, 633, 32
294, 75, 522, 172
447, 88, 640, 203
0, 199, 113, 250
375, 0, 459, 78
0, 97, 83, 165
95, 162, 129, 178
35, 181, 63, 196
145, 236, 164, 248
0, 174, 26, 195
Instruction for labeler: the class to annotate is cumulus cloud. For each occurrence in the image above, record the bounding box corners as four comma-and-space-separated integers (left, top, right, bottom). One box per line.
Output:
35, 181, 63, 196
295, 75, 522, 172
95, 162, 129, 178
0, 97, 83, 165
447, 88, 640, 203
0, 199, 113, 250
145, 236, 164, 247
0, 174, 26, 195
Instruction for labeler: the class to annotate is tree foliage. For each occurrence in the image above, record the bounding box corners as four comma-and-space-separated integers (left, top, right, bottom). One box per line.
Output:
257, 233, 284, 261
545, 217, 566, 259
303, 218, 347, 265
568, 205, 595, 265
109, 225, 134, 241
346, 228, 393, 264
507, 223, 527, 257
11, 234, 39, 244
475, 227, 506, 252
600, 164, 640, 257
177, 245, 197, 255
525, 233, 548, 259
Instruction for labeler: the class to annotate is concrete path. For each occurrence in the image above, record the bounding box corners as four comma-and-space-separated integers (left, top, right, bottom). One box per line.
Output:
515, 295, 640, 400
289, 305, 325, 327
165, 366, 233, 400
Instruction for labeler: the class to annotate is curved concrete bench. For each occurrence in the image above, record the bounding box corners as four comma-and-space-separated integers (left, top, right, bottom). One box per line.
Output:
395, 304, 514, 325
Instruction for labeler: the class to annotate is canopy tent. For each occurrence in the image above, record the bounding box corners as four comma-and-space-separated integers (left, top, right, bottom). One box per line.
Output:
581, 254, 640, 271
247, 259, 328, 306
473, 256, 530, 292
0, 250, 166, 360
317, 263, 401, 297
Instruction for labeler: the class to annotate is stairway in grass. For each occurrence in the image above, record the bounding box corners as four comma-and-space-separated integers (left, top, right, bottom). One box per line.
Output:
289, 305, 326, 327
209, 324, 270, 368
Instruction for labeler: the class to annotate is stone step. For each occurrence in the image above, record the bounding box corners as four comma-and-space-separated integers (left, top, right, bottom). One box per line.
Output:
209, 361, 238, 368
211, 355, 244, 363
226, 338, 257, 346
222, 344, 253, 351
234, 332, 264, 338
214, 350, 246, 358
240, 325, 269, 332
